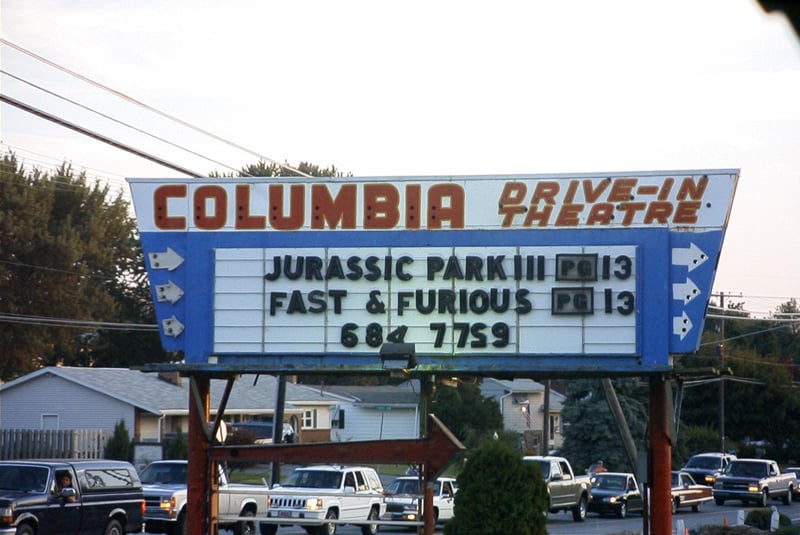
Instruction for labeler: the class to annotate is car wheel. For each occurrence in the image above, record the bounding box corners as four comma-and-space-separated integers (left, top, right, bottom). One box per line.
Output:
714, 497, 725, 506
16, 523, 35, 535
692, 502, 701, 513
783, 489, 792, 505
616, 502, 627, 519
235, 509, 256, 535
572, 496, 587, 522
759, 490, 768, 508
360, 507, 379, 535
672, 498, 678, 515
318, 509, 337, 535
171, 513, 187, 535
259, 523, 277, 535
104, 519, 123, 535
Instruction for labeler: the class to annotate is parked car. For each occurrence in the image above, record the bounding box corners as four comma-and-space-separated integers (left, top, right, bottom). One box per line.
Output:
382, 476, 457, 525
671, 471, 713, 513
587, 472, 642, 519
261, 464, 385, 535
681, 452, 736, 486
230, 421, 296, 444
0, 459, 143, 535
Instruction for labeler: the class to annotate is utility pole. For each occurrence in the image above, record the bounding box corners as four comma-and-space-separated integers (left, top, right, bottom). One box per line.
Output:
717, 292, 726, 452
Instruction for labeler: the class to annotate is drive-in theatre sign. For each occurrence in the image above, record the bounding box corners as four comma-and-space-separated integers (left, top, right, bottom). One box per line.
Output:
128, 170, 738, 375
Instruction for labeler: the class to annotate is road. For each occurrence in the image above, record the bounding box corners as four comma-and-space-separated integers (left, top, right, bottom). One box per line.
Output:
144, 499, 800, 535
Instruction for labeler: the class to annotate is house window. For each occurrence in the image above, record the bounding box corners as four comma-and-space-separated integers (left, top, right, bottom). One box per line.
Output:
549, 415, 559, 438
42, 414, 59, 430
302, 409, 317, 429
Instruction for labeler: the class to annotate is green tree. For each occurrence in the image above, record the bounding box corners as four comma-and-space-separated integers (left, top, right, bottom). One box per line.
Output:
557, 379, 648, 473
0, 152, 166, 380
444, 439, 547, 535
104, 419, 132, 461
431, 380, 503, 448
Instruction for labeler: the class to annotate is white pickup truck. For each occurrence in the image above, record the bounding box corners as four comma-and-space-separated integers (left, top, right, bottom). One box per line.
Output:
139, 460, 270, 535
523, 455, 591, 521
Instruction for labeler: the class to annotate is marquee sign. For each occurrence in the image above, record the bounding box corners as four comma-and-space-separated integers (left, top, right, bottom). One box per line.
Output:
128, 169, 738, 375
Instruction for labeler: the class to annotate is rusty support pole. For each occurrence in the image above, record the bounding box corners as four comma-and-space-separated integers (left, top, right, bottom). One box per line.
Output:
423, 462, 435, 535
649, 375, 672, 535
186, 376, 211, 535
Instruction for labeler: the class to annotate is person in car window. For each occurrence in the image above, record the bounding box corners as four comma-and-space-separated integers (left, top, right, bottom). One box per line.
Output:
54, 472, 76, 502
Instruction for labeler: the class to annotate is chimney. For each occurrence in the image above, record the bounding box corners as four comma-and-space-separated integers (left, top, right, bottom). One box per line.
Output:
158, 371, 182, 386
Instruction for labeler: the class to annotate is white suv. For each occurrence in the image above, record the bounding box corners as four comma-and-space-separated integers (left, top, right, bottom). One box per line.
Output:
260, 465, 385, 535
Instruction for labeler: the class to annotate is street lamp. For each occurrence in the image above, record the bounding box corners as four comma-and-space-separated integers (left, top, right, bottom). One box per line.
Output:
380, 343, 417, 373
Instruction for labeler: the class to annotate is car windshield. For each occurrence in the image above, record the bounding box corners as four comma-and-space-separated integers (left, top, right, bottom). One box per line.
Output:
386, 479, 420, 495
592, 474, 628, 490
725, 462, 768, 478
685, 456, 722, 470
525, 460, 550, 479
0, 465, 49, 492
282, 470, 342, 489
139, 463, 187, 485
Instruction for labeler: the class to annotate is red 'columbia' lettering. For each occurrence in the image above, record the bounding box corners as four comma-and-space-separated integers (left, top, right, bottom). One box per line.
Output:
152, 183, 465, 230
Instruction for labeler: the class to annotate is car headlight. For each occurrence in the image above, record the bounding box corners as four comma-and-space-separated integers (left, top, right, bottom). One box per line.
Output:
747, 484, 760, 493
704, 475, 715, 484
1, 505, 14, 523
160, 497, 177, 515
604, 497, 618, 504
305, 498, 324, 511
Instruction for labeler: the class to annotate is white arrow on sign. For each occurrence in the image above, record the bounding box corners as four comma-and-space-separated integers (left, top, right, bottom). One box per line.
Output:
161, 316, 185, 337
672, 278, 701, 305
673, 312, 693, 340
671, 243, 708, 272
148, 247, 184, 271
156, 280, 184, 304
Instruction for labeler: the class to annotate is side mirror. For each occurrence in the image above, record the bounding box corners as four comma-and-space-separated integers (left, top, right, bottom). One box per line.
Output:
344, 486, 356, 494
550, 474, 562, 481
61, 488, 77, 499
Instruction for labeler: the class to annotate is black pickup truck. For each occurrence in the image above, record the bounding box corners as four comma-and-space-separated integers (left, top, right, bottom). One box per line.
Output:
0, 459, 144, 535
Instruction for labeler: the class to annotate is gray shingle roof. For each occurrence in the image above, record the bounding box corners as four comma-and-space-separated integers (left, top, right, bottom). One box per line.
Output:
0, 367, 346, 414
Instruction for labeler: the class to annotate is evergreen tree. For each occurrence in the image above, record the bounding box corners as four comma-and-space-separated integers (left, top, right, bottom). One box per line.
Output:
104, 419, 131, 461
431, 380, 503, 448
444, 439, 547, 535
557, 379, 647, 473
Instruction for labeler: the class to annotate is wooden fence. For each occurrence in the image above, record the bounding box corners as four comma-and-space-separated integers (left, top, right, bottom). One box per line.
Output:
0, 429, 112, 460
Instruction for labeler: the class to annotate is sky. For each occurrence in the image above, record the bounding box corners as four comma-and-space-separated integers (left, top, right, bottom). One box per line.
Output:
2, 0, 799, 319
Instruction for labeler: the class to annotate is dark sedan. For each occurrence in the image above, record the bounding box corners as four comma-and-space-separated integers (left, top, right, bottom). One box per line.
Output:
587, 472, 643, 519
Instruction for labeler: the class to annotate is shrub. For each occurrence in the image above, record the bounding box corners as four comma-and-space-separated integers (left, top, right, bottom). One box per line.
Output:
444, 440, 547, 535
745, 507, 792, 530
104, 419, 131, 461
165, 428, 188, 460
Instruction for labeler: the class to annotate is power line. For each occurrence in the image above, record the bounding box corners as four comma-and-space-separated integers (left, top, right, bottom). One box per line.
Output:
1, 69, 247, 177
1, 93, 203, 177
0, 313, 157, 331
1, 37, 312, 178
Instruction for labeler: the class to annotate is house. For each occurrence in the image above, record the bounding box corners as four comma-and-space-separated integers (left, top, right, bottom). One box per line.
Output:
479, 378, 565, 454
321, 384, 420, 442
0, 367, 420, 452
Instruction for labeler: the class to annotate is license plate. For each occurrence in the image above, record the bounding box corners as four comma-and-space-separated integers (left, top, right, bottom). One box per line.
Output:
278, 511, 292, 518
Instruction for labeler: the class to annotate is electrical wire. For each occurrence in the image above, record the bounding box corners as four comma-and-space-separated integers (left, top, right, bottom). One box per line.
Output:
1, 37, 312, 178
1, 93, 203, 177
0, 313, 157, 331
1, 69, 248, 177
